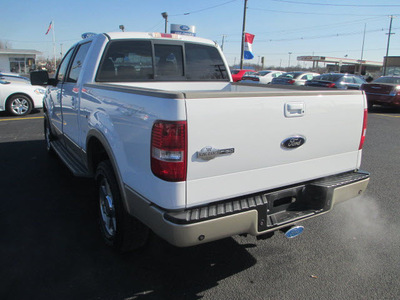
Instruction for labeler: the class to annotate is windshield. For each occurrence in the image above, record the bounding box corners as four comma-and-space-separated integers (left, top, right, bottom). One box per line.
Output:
373, 77, 400, 84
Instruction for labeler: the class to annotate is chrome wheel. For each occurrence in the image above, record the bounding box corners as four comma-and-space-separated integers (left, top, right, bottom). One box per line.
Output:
95, 160, 149, 251
99, 177, 117, 238
7, 95, 32, 116
11, 98, 30, 115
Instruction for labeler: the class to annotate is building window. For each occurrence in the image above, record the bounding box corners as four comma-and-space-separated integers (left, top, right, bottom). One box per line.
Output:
9, 57, 35, 74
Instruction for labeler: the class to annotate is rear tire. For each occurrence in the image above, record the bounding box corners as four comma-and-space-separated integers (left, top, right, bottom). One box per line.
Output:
95, 160, 149, 252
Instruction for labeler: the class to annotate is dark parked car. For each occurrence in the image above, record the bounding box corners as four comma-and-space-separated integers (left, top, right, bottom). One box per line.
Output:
305, 73, 366, 90
362, 76, 400, 110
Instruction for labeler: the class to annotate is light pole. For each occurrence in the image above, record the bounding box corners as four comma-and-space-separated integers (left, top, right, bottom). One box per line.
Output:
161, 12, 168, 34
359, 24, 366, 74
221, 34, 227, 52
383, 15, 395, 76
240, 0, 248, 70
288, 52, 292, 68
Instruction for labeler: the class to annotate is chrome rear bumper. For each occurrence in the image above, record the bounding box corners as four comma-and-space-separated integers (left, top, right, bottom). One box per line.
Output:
125, 171, 370, 247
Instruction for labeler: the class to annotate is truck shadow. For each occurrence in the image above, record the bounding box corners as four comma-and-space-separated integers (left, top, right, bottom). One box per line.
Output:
369, 106, 400, 114
0, 140, 257, 300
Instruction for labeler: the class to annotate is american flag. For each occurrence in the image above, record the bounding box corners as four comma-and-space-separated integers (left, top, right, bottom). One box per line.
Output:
45, 21, 52, 35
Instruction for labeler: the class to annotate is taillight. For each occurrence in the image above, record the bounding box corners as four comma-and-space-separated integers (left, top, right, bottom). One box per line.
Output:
151, 120, 187, 182
327, 83, 336, 88
359, 109, 368, 150
288, 79, 295, 84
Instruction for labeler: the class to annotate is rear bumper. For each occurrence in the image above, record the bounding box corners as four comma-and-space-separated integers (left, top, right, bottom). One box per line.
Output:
125, 171, 369, 247
366, 94, 400, 107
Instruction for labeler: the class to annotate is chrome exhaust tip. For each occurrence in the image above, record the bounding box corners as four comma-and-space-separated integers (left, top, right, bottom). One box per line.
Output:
281, 225, 304, 239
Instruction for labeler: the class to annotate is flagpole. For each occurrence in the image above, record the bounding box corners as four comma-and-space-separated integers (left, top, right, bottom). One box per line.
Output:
52, 20, 56, 72
240, 0, 248, 69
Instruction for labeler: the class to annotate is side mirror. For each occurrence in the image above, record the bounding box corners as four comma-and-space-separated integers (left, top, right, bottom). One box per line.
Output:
30, 71, 57, 86
30, 71, 49, 85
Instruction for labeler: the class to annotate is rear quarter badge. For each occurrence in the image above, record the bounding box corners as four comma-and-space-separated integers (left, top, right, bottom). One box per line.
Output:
197, 146, 235, 160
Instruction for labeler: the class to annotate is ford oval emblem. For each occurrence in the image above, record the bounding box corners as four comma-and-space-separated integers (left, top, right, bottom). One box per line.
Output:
281, 136, 306, 149
180, 25, 190, 31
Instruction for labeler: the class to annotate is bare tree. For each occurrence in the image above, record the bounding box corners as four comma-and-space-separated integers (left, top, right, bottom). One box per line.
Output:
0, 40, 12, 49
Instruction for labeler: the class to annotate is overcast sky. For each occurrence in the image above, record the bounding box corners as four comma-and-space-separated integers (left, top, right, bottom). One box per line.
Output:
1, 0, 399, 67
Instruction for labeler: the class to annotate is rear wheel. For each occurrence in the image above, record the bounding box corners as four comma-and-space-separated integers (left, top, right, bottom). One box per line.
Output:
95, 160, 149, 252
6, 94, 32, 116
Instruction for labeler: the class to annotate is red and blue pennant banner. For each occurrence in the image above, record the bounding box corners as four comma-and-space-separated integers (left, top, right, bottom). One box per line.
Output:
45, 21, 52, 35
244, 33, 255, 60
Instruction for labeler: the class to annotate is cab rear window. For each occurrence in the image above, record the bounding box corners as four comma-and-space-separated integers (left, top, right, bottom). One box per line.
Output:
96, 40, 228, 82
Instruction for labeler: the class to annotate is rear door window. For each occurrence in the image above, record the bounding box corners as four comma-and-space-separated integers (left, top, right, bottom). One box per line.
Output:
67, 42, 91, 83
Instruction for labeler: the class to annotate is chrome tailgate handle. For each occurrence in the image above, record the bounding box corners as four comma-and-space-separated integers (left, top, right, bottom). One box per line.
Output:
285, 102, 305, 118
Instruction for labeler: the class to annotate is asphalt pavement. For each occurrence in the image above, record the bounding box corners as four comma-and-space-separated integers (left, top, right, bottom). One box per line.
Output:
1, 107, 399, 300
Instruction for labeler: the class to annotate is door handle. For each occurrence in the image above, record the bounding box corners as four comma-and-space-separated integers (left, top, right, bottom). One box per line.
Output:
71, 97, 77, 109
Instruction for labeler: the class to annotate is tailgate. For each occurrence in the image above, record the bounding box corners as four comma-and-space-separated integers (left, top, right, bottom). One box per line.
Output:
184, 90, 366, 207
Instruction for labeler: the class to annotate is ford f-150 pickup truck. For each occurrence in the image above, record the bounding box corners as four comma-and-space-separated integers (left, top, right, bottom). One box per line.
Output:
31, 32, 370, 252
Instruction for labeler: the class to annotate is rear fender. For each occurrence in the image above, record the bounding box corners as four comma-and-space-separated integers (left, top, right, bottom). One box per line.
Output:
86, 119, 128, 211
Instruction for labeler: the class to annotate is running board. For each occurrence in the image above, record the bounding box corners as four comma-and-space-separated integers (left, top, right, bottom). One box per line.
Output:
51, 139, 90, 177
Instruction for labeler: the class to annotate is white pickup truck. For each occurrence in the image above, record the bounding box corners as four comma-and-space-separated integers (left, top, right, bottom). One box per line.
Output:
31, 32, 370, 252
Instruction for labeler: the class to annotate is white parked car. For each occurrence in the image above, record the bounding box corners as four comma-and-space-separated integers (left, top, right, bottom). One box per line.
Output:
240, 70, 283, 84
0, 78, 45, 116
0, 72, 30, 82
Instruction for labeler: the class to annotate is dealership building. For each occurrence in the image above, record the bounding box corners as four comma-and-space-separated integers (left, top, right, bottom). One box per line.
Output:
383, 56, 400, 76
0, 49, 41, 75
297, 55, 383, 75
